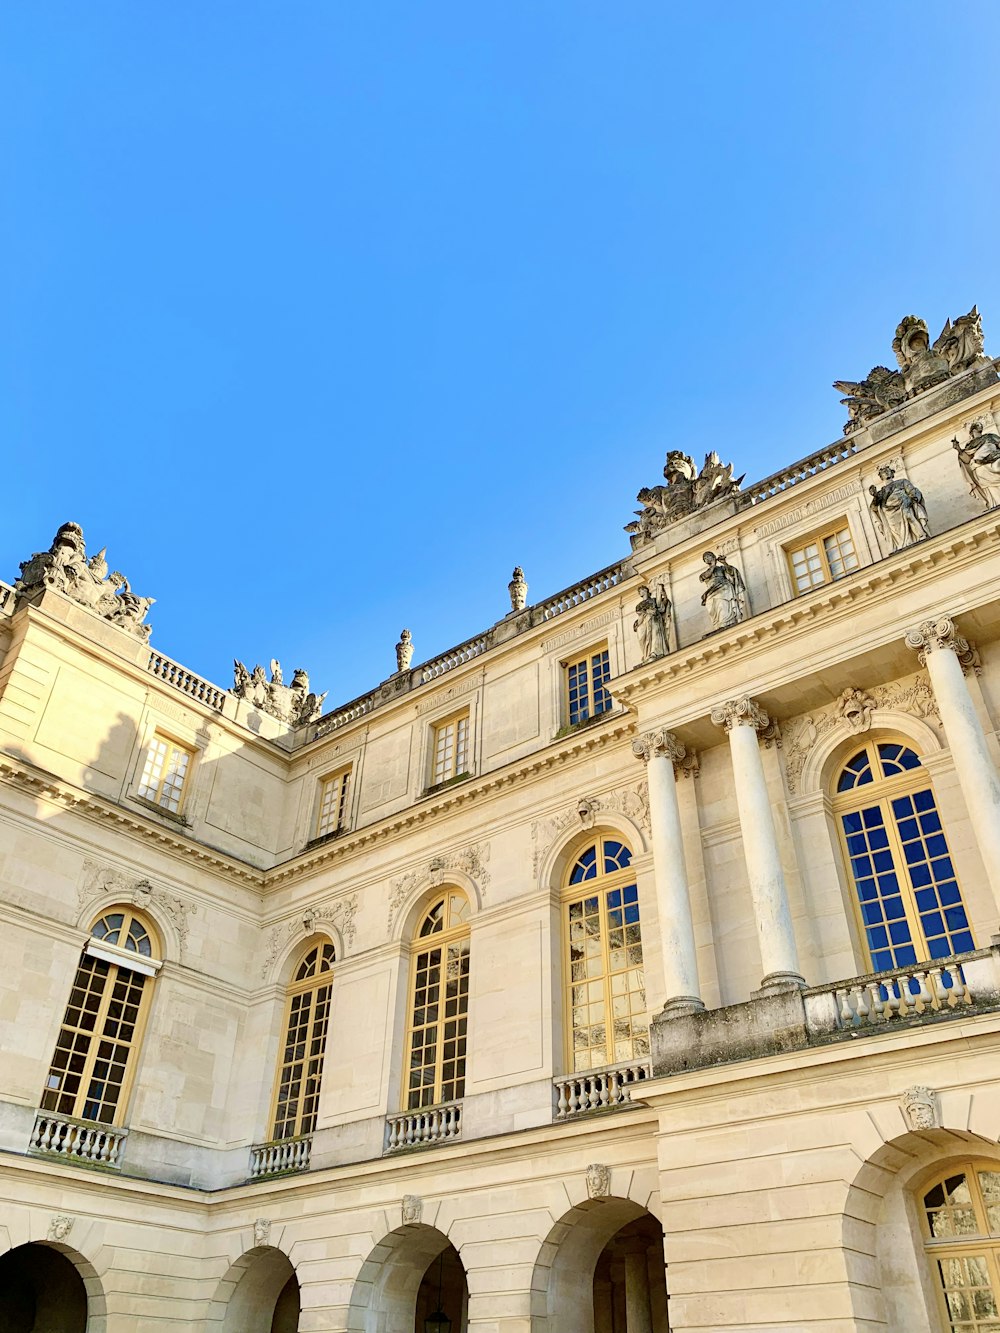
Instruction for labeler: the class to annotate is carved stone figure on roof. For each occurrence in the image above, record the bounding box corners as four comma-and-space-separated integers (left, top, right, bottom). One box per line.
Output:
625, 451, 743, 547
633, 579, 673, 662
953, 419, 1000, 510
395, 629, 413, 673
868, 465, 930, 552
834, 306, 991, 434
508, 567, 528, 612
14, 522, 155, 640
232, 658, 326, 726
700, 551, 747, 631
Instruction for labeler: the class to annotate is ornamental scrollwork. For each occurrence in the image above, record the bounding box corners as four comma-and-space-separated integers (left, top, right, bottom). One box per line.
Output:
78, 861, 195, 955
530, 783, 650, 877
261, 894, 358, 979
387, 843, 491, 934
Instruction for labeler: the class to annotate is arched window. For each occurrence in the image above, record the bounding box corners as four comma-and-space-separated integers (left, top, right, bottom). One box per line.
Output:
41, 909, 160, 1126
921, 1163, 1000, 1329
270, 942, 336, 1140
563, 836, 647, 1071
405, 891, 470, 1110
834, 739, 974, 972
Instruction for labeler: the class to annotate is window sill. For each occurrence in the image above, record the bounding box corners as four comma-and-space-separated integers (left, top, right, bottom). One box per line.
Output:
129, 795, 191, 827
424, 771, 472, 798
305, 826, 348, 851
555, 709, 615, 740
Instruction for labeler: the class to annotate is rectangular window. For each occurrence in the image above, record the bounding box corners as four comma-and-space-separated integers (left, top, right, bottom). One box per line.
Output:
315, 766, 352, 838
432, 712, 470, 785
136, 735, 193, 814
565, 646, 612, 726
786, 523, 859, 594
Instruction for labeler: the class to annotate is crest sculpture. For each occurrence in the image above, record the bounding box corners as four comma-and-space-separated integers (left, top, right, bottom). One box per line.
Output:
15, 522, 155, 640
625, 451, 743, 548
834, 306, 991, 434
232, 659, 326, 726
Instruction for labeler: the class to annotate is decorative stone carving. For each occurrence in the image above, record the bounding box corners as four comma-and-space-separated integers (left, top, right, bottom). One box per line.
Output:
835, 306, 990, 433
253, 1218, 271, 1247
388, 843, 491, 932
48, 1215, 75, 1241
868, 465, 930, 552
508, 567, 528, 612
631, 729, 685, 766
837, 688, 877, 734
260, 895, 357, 979
710, 696, 769, 734
401, 1194, 423, 1224
901, 1085, 939, 1131
15, 522, 154, 640
953, 417, 1000, 510
905, 617, 981, 675
586, 1163, 612, 1200
531, 784, 650, 876
625, 451, 743, 547
700, 551, 747, 631
633, 579, 673, 662
232, 660, 326, 727
395, 629, 413, 673
78, 861, 195, 955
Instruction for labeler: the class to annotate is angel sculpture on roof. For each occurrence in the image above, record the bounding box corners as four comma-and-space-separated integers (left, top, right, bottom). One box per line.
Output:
232, 658, 326, 726
625, 450, 743, 547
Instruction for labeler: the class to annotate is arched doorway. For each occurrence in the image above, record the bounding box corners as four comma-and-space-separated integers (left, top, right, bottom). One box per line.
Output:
532, 1198, 669, 1332
209, 1247, 300, 1333
348, 1225, 469, 1333
0, 1243, 89, 1333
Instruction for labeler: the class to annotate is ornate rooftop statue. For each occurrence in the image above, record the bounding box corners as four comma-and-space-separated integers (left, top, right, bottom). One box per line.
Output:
633, 579, 673, 662
953, 419, 1000, 510
835, 306, 990, 434
232, 659, 326, 726
508, 567, 528, 613
395, 629, 413, 673
625, 451, 743, 547
700, 550, 747, 631
15, 522, 154, 640
868, 465, 930, 552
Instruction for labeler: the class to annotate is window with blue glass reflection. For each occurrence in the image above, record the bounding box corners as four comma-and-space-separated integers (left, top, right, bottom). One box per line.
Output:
836, 741, 973, 972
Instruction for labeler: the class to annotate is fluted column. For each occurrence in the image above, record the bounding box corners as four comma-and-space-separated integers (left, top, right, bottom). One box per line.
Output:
621, 1238, 654, 1333
906, 616, 1000, 914
711, 696, 804, 991
632, 729, 704, 1014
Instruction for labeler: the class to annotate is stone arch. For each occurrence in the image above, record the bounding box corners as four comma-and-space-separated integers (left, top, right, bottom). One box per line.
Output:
269, 926, 342, 990
393, 873, 481, 944
206, 1245, 300, 1332
539, 815, 649, 894
530, 1195, 667, 1332
0, 1240, 107, 1333
347, 1224, 468, 1333
74, 892, 178, 963
799, 709, 943, 798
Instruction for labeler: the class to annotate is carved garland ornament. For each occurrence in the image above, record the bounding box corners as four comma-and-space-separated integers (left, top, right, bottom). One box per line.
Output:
387, 842, 491, 933
79, 861, 195, 955
530, 783, 651, 877
261, 895, 358, 979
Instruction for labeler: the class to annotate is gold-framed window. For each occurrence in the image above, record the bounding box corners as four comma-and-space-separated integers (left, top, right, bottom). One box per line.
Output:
136, 734, 194, 814
834, 739, 974, 974
562, 835, 648, 1072
40, 909, 159, 1126
920, 1163, 1000, 1330
431, 711, 470, 786
405, 892, 470, 1110
315, 766, 352, 838
270, 943, 336, 1140
564, 645, 612, 727
785, 522, 860, 594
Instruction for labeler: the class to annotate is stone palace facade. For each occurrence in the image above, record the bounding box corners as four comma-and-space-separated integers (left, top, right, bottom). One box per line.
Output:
3, 306, 1000, 1332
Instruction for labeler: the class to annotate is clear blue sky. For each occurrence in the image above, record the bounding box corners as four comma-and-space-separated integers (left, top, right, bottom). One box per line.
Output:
3, 3, 998, 708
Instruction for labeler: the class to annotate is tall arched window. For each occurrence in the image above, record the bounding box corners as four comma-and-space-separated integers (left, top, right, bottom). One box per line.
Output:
405, 891, 470, 1110
835, 739, 975, 972
41, 909, 160, 1125
921, 1163, 1000, 1329
270, 942, 336, 1140
563, 836, 647, 1071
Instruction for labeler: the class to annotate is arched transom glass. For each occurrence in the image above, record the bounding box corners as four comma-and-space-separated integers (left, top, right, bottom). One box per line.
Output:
922, 1164, 1000, 1330
406, 892, 470, 1109
563, 836, 647, 1072
271, 942, 336, 1140
835, 740, 974, 972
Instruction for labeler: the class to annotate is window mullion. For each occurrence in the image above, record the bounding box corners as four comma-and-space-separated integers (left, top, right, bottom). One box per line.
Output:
881, 793, 928, 956
74, 962, 118, 1119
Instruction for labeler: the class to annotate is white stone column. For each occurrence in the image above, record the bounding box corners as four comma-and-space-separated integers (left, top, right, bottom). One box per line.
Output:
906, 616, 1000, 915
632, 729, 704, 1014
621, 1239, 654, 1333
711, 696, 805, 991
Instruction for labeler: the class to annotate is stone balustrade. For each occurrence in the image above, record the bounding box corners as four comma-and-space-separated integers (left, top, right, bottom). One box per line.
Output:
248, 1135, 312, 1179
537, 562, 626, 621
384, 1102, 462, 1152
419, 631, 493, 682
29, 1111, 128, 1167
804, 953, 988, 1032
314, 690, 380, 737
147, 651, 227, 710
741, 438, 861, 505
553, 1059, 652, 1120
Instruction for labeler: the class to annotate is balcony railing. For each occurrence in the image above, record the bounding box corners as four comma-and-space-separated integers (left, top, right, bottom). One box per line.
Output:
29, 1111, 128, 1168
554, 1059, 652, 1120
147, 650, 227, 711
806, 956, 976, 1031
385, 1101, 462, 1152
248, 1135, 312, 1179
741, 437, 862, 506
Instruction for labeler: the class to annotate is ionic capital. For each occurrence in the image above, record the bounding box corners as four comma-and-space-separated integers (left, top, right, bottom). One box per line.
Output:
631, 729, 685, 765
905, 617, 981, 674
710, 695, 770, 733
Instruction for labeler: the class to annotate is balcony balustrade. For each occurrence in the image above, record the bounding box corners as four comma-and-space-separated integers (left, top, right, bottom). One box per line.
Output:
554, 1059, 652, 1120
29, 1111, 128, 1168
248, 1135, 312, 1179
384, 1101, 462, 1152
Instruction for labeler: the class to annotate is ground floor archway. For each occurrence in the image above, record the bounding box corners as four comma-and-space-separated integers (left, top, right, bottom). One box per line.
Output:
348, 1225, 468, 1332
0, 1242, 90, 1333
209, 1246, 300, 1333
